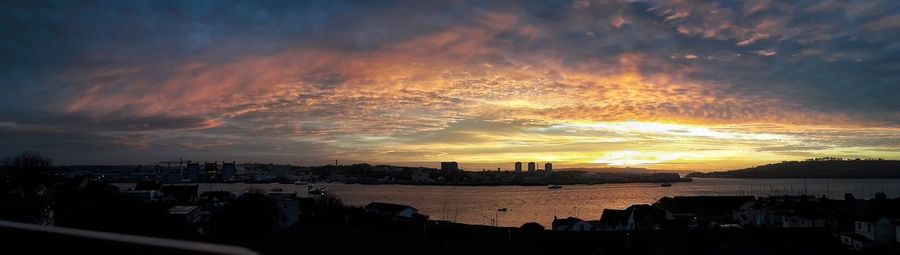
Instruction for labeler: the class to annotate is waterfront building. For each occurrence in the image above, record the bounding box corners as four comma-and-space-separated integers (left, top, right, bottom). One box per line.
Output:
203, 161, 219, 181
528, 162, 536, 173
441, 161, 459, 172
545, 162, 553, 174
221, 161, 236, 181
183, 162, 200, 181
514, 162, 522, 174
411, 172, 431, 183
650, 173, 680, 182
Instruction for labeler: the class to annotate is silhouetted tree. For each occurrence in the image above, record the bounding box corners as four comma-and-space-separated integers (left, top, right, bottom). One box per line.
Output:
0, 151, 55, 224
10, 151, 52, 171
207, 191, 281, 245
53, 181, 175, 238
520, 222, 545, 232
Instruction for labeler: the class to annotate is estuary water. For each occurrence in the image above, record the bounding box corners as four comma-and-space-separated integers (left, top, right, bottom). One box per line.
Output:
115, 178, 900, 227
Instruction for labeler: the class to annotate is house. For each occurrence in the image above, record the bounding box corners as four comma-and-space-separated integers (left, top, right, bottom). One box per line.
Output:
552, 216, 593, 231
655, 196, 754, 228
221, 161, 237, 181
781, 206, 829, 228
626, 204, 669, 230
134, 180, 162, 191
839, 233, 869, 250
123, 190, 163, 202
161, 184, 198, 204
598, 209, 628, 231
364, 202, 422, 219
856, 216, 896, 243
199, 191, 236, 209
167, 205, 201, 225
782, 213, 827, 228
840, 216, 896, 250
896, 224, 900, 243
734, 200, 771, 227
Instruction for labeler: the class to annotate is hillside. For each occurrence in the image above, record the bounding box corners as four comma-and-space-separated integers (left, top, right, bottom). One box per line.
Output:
687, 158, 900, 179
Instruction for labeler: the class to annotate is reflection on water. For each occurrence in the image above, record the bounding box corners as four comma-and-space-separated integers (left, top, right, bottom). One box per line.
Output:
114, 178, 900, 227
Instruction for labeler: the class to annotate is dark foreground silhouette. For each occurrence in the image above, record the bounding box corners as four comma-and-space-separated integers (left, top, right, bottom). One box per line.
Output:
1, 152, 897, 254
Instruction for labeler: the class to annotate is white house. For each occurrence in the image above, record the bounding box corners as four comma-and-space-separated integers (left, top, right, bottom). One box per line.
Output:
856, 217, 896, 243
552, 217, 594, 231
842, 216, 898, 250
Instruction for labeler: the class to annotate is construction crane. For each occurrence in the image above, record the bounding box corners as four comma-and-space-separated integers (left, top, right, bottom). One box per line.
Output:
158, 157, 190, 168
158, 158, 191, 181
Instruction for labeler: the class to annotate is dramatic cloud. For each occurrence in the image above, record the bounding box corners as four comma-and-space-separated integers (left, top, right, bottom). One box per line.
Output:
1, 0, 898, 170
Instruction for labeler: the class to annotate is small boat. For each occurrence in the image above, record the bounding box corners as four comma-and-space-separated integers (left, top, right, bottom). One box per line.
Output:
548, 184, 562, 189
270, 187, 284, 192
660, 183, 672, 187
498, 208, 508, 212
293, 181, 307, 185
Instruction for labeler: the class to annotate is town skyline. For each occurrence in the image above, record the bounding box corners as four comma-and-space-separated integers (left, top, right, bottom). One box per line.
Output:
2, 1, 899, 171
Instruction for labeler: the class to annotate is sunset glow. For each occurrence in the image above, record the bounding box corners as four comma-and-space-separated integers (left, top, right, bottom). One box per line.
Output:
1, 0, 898, 171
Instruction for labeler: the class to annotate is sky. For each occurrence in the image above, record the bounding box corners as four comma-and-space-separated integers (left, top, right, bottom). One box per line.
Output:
1, 0, 899, 171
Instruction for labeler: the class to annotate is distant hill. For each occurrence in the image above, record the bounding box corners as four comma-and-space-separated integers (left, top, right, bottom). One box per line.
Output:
687, 159, 900, 179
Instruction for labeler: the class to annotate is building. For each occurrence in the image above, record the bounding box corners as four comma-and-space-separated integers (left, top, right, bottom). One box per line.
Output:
598, 209, 628, 231
123, 190, 164, 202
856, 216, 896, 243
625, 204, 669, 230
552, 216, 593, 231
545, 162, 553, 174
440, 162, 459, 172
411, 172, 431, 183
183, 162, 200, 181
654, 196, 754, 227
198, 191, 236, 209
527, 162, 536, 173
221, 161, 236, 181
161, 184, 198, 204
203, 161, 219, 181
514, 162, 522, 174
650, 173, 681, 182
167, 205, 201, 225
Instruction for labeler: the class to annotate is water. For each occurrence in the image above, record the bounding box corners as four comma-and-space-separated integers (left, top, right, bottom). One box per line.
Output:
114, 178, 900, 227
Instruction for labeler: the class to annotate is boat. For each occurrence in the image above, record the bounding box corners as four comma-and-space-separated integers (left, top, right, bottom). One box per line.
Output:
548, 184, 562, 189
293, 181, 307, 185
498, 208, 508, 212
307, 185, 327, 195
660, 183, 672, 187
270, 187, 283, 192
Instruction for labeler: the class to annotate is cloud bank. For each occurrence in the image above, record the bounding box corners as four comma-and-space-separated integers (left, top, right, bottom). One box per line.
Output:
1, 0, 898, 170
